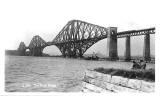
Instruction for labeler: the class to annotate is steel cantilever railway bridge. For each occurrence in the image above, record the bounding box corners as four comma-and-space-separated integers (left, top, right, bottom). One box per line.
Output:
17, 20, 155, 61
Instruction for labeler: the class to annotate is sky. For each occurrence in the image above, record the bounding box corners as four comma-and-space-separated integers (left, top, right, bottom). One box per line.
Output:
0, 0, 157, 56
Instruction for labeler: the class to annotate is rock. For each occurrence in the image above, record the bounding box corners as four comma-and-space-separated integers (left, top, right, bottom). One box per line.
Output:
110, 76, 122, 85
127, 79, 142, 90
82, 82, 108, 93
83, 76, 93, 83
141, 81, 154, 92
95, 71, 103, 80
125, 87, 140, 92
111, 84, 127, 92
85, 70, 94, 78
102, 74, 112, 83
103, 82, 114, 91
81, 87, 95, 92
119, 77, 129, 87
83, 70, 155, 93
85, 69, 104, 80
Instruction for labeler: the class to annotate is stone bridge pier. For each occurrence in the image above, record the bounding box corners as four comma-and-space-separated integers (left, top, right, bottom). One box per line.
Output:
143, 33, 151, 61
124, 33, 151, 61
106, 27, 118, 60
125, 36, 131, 61
106, 27, 152, 61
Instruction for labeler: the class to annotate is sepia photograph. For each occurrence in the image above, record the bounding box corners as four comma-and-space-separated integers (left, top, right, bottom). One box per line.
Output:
0, 0, 159, 96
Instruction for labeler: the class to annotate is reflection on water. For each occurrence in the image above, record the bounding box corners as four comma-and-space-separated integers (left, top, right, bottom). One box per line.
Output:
5, 56, 154, 92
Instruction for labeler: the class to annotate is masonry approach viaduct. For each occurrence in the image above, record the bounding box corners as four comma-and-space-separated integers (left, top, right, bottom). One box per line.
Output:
18, 20, 155, 61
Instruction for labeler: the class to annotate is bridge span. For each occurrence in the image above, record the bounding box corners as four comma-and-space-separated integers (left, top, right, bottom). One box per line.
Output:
17, 20, 155, 61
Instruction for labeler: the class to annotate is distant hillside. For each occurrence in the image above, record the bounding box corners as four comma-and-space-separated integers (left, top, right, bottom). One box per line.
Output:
5, 50, 20, 55
5, 50, 51, 56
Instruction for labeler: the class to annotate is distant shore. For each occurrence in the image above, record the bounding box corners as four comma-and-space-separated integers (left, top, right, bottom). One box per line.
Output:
5, 50, 155, 64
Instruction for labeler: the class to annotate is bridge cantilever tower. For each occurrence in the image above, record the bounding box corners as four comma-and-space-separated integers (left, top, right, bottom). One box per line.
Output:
28, 35, 48, 56
52, 20, 112, 58
18, 42, 26, 56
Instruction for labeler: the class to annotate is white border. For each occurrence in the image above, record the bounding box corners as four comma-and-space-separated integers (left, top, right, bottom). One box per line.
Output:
0, 0, 160, 96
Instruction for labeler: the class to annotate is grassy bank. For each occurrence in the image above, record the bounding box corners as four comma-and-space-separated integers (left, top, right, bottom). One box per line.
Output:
94, 67, 155, 82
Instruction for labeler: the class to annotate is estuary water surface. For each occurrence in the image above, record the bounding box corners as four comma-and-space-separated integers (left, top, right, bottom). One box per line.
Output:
5, 56, 154, 92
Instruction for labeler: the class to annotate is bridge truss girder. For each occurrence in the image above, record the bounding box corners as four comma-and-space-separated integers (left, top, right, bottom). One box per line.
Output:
53, 20, 108, 44
117, 27, 155, 38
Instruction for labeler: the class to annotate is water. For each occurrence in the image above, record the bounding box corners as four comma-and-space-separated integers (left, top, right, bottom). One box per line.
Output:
5, 56, 155, 92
